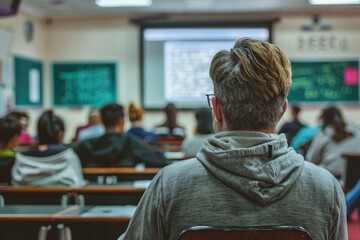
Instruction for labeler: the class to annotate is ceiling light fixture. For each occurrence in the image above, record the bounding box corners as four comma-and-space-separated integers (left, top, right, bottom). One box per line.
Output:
309, 0, 360, 5
95, 0, 152, 7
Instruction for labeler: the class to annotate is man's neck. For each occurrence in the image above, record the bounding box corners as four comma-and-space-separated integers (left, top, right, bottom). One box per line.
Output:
220, 128, 276, 134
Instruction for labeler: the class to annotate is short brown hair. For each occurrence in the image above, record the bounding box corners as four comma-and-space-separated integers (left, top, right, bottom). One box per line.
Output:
209, 38, 291, 130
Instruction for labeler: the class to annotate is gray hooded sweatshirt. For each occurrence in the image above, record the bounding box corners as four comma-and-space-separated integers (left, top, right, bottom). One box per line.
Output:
120, 131, 347, 240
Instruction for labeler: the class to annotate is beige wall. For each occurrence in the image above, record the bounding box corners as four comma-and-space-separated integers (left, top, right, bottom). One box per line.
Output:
1, 12, 360, 142
275, 16, 360, 127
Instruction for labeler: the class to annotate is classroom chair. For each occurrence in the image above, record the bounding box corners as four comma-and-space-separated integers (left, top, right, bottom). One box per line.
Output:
178, 225, 312, 240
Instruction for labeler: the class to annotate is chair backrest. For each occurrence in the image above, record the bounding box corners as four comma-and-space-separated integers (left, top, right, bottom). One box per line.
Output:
178, 226, 312, 240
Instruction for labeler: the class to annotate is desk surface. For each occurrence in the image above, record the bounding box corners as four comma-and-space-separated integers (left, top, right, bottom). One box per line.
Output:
56, 205, 136, 223
0, 205, 135, 223
0, 184, 148, 194
82, 167, 160, 175
0, 205, 75, 221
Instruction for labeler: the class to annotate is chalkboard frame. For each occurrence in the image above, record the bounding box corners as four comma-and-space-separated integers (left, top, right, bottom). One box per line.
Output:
288, 59, 360, 104
52, 61, 117, 107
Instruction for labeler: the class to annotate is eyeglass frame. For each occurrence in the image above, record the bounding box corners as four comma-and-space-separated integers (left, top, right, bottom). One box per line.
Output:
205, 94, 215, 108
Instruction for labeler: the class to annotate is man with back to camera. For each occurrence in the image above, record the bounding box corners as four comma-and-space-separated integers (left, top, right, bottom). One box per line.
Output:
74, 103, 169, 168
119, 38, 347, 240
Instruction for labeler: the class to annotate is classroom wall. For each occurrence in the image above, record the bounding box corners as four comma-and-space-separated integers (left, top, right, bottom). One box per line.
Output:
1, 12, 360, 143
275, 16, 360, 128
0, 12, 48, 138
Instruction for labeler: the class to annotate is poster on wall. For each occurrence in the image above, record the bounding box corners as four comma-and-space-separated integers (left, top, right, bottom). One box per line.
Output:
14, 56, 43, 107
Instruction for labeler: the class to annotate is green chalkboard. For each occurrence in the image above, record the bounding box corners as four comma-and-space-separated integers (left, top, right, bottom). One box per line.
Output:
53, 62, 117, 107
288, 60, 359, 103
14, 56, 43, 106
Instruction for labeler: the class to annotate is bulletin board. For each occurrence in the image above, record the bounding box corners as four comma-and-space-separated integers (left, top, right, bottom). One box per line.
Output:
288, 60, 359, 103
52, 62, 117, 107
14, 56, 43, 106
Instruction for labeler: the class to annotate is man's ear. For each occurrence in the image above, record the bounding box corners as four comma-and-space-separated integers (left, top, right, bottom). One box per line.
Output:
212, 97, 226, 131
212, 97, 224, 123
281, 99, 288, 119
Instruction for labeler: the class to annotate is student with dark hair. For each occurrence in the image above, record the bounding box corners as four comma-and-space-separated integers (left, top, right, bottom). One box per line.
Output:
154, 103, 186, 139
277, 105, 305, 144
74, 103, 169, 168
0, 117, 21, 183
181, 107, 214, 156
306, 106, 360, 184
11, 110, 84, 186
6, 111, 35, 146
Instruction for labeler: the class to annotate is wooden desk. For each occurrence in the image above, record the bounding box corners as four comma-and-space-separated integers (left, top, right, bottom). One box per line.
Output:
0, 205, 135, 240
55, 205, 136, 223
0, 205, 74, 222
0, 185, 146, 205
82, 167, 160, 181
343, 153, 360, 191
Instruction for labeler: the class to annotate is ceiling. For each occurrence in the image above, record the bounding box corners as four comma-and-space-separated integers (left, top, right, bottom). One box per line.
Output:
20, 0, 360, 20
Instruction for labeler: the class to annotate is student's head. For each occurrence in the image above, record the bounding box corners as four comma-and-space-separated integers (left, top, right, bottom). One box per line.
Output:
88, 109, 102, 126
100, 103, 125, 130
164, 103, 177, 132
321, 106, 342, 130
37, 110, 65, 145
6, 111, 29, 130
291, 105, 301, 119
195, 107, 214, 135
0, 117, 22, 150
321, 106, 351, 142
209, 38, 291, 132
128, 102, 143, 123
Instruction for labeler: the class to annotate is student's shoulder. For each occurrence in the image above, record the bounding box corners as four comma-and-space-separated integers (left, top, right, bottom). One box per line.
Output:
301, 161, 342, 190
161, 158, 203, 178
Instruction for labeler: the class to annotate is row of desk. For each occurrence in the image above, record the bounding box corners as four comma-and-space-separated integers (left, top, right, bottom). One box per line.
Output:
0, 204, 136, 239
0, 168, 157, 239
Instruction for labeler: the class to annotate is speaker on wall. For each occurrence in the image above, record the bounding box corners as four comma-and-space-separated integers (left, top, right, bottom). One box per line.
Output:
0, 0, 21, 17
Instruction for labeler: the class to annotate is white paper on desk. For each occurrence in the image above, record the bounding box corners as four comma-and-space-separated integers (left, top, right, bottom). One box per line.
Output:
133, 180, 151, 189
81, 205, 137, 217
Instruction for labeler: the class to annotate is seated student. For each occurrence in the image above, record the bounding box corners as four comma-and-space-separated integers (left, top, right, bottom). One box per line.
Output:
6, 111, 35, 146
126, 102, 158, 144
120, 38, 346, 240
181, 107, 214, 156
77, 109, 105, 142
74, 103, 169, 168
306, 106, 360, 184
277, 105, 306, 144
0, 117, 21, 183
12, 110, 84, 187
154, 103, 186, 139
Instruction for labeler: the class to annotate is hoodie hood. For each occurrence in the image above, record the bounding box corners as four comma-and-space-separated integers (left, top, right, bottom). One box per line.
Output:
197, 131, 304, 205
